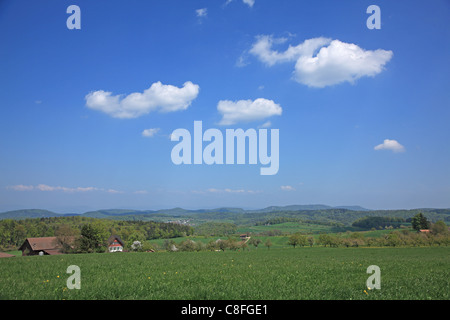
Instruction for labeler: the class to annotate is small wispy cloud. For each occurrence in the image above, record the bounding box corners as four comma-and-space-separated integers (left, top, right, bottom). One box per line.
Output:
243, 0, 255, 8
142, 128, 160, 137
6, 184, 124, 193
224, 0, 255, 7
258, 121, 272, 128
235, 53, 249, 67
280, 185, 295, 191
374, 139, 405, 153
192, 188, 260, 194
196, 8, 207, 18
6, 185, 34, 191
106, 189, 123, 194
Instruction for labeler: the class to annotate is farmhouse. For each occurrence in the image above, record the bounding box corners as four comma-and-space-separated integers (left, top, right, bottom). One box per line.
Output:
108, 235, 124, 252
19, 237, 63, 256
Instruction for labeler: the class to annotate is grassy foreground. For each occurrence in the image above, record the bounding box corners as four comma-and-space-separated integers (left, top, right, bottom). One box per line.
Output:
0, 246, 448, 300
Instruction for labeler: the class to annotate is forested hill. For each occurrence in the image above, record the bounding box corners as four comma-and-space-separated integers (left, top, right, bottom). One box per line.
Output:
1, 206, 449, 226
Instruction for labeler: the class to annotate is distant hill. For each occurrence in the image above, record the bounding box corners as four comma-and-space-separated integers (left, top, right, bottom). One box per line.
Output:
0, 209, 68, 220
334, 206, 370, 211
248, 204, 370, 213
0, 204, 367, 220
1, 205, 448, 226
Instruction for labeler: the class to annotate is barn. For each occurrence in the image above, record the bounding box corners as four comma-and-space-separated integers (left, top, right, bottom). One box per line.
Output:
18, 237, 63, 256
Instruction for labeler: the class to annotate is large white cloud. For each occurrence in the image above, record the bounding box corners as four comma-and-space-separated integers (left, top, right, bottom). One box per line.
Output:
374, 139, 405, 153
294, 40, 393, 88
249, 35, 393, 88
217, 98, 282, 125
85, 81, 199, 119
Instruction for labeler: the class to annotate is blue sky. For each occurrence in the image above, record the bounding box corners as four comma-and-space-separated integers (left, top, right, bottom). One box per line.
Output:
0, 0, 449, 212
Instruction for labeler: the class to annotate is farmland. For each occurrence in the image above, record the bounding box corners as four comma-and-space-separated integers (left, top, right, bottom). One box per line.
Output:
0, 246, 448, 300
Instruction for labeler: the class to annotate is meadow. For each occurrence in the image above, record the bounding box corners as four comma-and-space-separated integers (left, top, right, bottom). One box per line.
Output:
0, 246, 448, 300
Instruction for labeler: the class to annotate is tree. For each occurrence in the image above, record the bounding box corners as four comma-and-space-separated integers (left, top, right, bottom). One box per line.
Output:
216, 239, 227, 251
288, 234, 306, 248
78, 223, 108, 253
249, 238, 261, 249
318, 234, 332, 247
411, 213, 430, 231
55, 224, 78, 253
264, 238, 272, 249
431, 221, 448, 235
307, 236, 314, 247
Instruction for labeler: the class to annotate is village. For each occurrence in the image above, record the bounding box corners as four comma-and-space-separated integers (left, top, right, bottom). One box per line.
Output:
16, 235, 126, 256
0, 233, 253, 258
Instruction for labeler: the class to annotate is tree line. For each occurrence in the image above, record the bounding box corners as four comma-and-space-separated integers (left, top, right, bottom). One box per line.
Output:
288, 220, 449, 248
0, 216, 193, 251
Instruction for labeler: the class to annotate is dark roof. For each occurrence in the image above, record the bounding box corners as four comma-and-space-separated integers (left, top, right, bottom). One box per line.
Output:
107, 235, 124, 246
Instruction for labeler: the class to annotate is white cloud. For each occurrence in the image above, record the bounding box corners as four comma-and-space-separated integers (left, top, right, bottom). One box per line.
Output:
235, 53, 249, 67
258, 120, 271, 128
35, 184, 99, 192
201, 188, 259, 194
85, 81, 199, 119
374, 139, 405, 153
106, 189, 123, 194
217, 98, 282, 125
196, 8, 207, 17
6, 184, 120, 193
224, 0, 255, 8
294, 40, 393, 88
250, 35, 331, 66
6, 185, 34, 191
249, 35, 393, 87
243, 0, 255, 7
142, 128, 160, 137
281, 185, 295, 191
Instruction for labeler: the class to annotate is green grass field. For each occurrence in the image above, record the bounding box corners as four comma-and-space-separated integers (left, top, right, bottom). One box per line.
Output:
0, 246, 448, 300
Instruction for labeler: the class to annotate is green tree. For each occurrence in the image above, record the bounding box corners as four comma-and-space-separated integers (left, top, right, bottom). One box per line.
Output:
249, 237, 261, 249
265, 238, 272, 249
430, 221, 448, 235
307, 236, 314, 247
78, 223, 108, 253
288, 233, 306, 248
411, 213, 430, 231
318, 234, 332, 247
55, 224, 78, 253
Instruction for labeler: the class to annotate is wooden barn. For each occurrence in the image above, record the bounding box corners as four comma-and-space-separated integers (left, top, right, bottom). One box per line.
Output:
107, 235, 124, 252
19, 237, 63, 256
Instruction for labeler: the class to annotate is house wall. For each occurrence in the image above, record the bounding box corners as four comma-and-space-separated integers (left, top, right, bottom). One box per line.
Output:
108, 239, 123, 252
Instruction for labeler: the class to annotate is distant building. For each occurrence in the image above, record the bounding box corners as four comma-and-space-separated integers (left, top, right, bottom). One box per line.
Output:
19, 237, 63, 256
108, 235, 124, 252
419, 229, 431, 233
